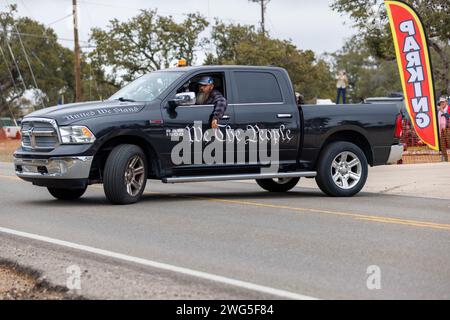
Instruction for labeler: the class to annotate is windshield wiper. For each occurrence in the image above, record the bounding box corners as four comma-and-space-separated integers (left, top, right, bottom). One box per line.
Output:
116, 97, 136, 102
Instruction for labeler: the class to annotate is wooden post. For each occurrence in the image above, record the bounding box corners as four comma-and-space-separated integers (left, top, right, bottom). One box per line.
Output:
72, 0, 82, 102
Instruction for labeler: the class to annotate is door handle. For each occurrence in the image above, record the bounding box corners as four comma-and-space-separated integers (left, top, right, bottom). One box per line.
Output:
277, 114, 292, 119
221, 115, 231, 120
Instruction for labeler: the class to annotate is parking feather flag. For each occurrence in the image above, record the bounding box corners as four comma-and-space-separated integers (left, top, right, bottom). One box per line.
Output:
385, 0, 439, 150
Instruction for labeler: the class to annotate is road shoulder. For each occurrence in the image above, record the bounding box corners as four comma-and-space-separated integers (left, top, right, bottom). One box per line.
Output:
0, 231, 277, 300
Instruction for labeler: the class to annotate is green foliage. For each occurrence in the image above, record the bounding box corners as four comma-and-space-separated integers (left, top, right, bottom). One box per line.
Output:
430, 43, 450, 96
3, 0, 445, 117
89, 10, 209, 84
331, 0, 450, 95
0, 5, 72, 112
0, 5, 114, 116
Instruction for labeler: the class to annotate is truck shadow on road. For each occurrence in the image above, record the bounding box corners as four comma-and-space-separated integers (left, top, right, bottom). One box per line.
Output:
20, 189, 382, 207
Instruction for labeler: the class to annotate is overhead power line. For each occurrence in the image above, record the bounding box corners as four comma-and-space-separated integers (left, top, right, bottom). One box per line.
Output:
47, 13, 73, 27
4, 0, 42, 108
52, 0, 259, 24
9, 31, 90, 43
13, 23, 45, 108
5, 41, 27, 93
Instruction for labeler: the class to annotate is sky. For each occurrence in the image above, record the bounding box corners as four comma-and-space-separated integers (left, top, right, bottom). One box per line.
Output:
2, 0, 356, 64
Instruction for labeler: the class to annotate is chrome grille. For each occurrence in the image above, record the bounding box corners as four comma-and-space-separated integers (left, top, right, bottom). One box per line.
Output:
21, 118, 60, 150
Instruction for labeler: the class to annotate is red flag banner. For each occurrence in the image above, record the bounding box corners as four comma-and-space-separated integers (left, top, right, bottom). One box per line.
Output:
385, 0, 439, 150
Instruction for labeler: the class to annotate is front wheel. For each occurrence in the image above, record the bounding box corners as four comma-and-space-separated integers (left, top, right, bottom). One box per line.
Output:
315, 142, 368, 197
103, 144, 148, 205
256, 177, 300, 192
47, 187, 87, 200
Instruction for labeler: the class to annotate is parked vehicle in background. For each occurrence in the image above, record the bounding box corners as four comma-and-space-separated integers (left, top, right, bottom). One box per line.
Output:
316, 99, 336, 105
0, 117, 21, 139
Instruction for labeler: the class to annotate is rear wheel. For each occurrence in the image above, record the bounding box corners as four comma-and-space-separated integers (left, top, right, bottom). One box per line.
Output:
315, 141, 368, 197
256, 177, 300, 192
103, 144, 147, 205
47, 187, 87, 200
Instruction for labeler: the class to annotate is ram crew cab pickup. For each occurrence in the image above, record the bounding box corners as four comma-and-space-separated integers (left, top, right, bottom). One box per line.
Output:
13, 66, 403, 204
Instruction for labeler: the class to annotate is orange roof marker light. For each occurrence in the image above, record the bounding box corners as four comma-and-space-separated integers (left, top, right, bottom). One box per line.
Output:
177, 58, 187, 67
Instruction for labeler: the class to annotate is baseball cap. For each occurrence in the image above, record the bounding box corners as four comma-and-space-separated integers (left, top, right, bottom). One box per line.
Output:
439, 96, 447, 104
197, 76, 214, 85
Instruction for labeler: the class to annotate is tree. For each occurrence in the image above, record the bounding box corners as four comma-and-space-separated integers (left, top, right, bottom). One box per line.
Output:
0, 5, 73, 114
0, 5, 113, 116
331, 0, 450, 95
206, 21, 335, 101
89, 10, 208, 84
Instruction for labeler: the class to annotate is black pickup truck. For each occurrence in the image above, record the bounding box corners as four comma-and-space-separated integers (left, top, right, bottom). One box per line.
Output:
13, 66, 403, 204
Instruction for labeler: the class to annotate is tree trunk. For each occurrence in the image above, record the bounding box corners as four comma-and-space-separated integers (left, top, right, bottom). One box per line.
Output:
0, 80, 22, 115
0, 79, 13, 92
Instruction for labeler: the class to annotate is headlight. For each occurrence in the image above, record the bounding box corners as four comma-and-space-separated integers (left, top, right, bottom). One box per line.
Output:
59, 126, 96, 144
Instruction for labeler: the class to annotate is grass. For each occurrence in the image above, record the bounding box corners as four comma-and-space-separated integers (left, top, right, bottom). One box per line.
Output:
0, 260, 78, 300
0, 139, 20, 162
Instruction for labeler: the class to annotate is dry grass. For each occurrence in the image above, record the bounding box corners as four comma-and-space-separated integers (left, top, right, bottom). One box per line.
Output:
0, 139, 20, 162
402, 154, 445, 164
402, 147, 449, 164
0, 263, 67, 300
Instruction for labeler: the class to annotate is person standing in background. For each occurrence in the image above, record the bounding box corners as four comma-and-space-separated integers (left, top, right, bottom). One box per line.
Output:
438, 96, 449, 161
336, 70, 348, 104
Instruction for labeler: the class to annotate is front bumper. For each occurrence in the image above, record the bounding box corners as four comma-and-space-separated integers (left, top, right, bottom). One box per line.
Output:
386, 144, 404, 164
14, 156, 93, 180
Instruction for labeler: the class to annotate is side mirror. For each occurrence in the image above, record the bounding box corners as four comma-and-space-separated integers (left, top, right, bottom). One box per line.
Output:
169, 92, 196, 108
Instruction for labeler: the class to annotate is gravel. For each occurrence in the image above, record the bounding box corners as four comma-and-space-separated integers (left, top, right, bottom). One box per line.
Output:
0, 261, 77, 300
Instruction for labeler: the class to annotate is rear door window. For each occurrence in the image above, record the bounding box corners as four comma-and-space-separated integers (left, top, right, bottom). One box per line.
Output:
234, 72, 283, 104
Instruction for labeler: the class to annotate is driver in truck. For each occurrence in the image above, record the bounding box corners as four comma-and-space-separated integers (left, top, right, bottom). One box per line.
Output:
195, 76, 227, 129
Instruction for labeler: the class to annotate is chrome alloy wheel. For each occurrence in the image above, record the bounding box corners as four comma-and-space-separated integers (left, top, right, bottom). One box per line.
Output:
124, 155, 145, 197
331, 151, 362, 190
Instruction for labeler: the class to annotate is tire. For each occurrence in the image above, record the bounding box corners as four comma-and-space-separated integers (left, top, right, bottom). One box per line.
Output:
256, 177, 300, 192
315, 141, 368, 197
103, 144, 147, 205
47, 187, 87, 200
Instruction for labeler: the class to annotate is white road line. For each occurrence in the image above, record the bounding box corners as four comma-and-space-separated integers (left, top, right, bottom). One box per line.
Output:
0, 226, 318, 300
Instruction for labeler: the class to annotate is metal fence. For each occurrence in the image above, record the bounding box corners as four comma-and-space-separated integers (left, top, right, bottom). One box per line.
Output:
400, 118, 450, 164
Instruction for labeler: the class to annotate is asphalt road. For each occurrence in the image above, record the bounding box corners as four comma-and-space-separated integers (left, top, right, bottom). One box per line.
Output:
0, 162, 449, 299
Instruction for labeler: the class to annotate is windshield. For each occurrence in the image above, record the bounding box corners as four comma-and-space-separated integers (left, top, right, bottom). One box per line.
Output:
109, 71, 185, 102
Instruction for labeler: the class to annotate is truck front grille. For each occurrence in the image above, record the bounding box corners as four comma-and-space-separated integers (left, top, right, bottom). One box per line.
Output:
21, 119, 60, 151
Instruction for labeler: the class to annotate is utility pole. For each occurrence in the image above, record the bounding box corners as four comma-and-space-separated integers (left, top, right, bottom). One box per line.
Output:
72, 0, 82, 102
249, 0, 270, 36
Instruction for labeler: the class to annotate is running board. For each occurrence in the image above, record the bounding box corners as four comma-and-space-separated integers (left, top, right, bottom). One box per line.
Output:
163, 171, 317, 184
